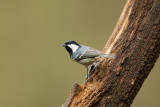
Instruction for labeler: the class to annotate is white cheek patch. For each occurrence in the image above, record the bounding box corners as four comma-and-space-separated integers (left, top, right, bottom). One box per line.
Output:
68, 44, 79, 53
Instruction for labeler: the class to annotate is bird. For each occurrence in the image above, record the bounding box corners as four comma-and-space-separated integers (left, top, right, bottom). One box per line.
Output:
62, 40, 116, 79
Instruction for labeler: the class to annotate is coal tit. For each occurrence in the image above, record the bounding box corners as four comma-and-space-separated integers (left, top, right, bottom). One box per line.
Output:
62, 40, 116, 79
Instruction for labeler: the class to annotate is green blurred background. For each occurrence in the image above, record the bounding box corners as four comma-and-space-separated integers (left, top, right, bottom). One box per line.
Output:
0, 0, 159, 107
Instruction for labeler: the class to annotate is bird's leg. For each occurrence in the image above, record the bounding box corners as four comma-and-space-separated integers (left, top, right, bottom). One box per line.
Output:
86, 66, 89, 79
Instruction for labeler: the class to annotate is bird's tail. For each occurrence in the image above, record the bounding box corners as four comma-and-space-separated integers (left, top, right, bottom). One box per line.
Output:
101, 54, 116, 59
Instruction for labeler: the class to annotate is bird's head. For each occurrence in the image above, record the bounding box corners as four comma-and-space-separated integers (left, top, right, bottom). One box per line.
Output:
62, 40, 80, 54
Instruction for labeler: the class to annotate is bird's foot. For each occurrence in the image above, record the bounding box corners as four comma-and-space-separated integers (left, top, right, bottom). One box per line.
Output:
89, 61, 100, 77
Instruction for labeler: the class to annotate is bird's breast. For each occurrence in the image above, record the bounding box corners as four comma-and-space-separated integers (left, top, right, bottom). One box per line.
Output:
76, 58, 96, 66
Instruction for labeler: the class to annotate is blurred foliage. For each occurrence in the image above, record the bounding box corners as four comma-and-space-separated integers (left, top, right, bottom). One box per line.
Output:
0, 0, 159, 107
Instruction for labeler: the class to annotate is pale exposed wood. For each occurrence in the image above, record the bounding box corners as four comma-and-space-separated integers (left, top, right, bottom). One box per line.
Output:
103, 0, 133, 54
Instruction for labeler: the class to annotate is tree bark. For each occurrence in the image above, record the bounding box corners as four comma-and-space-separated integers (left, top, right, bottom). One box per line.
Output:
62, 0, 160, 106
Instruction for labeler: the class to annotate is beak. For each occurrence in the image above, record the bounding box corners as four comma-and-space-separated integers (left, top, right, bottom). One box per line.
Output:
62, 44, 66, 47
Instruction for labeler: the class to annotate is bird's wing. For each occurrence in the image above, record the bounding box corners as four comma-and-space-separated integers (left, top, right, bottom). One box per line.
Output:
79, 46, 116, 60
77, 47, 106, 60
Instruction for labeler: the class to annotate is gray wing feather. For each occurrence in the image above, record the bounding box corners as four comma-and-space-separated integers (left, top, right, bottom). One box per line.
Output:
78, 47, 116, 60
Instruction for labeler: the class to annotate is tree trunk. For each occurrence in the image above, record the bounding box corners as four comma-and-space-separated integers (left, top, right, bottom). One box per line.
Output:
62, 0, 160, 106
